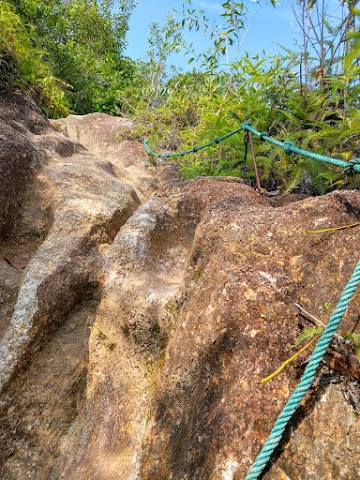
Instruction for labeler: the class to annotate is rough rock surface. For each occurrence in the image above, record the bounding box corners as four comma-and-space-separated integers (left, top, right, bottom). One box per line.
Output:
0, 90, 359, 480
0, 91, 48, 238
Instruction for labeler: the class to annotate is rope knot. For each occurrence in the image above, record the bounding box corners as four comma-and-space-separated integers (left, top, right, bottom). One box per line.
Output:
180, 151, 185, 157
344, 158, 360, 175
214, 137, 220, 144
193, 146, 199, 153
283, 141, 295, 155
260, 131, 269, 140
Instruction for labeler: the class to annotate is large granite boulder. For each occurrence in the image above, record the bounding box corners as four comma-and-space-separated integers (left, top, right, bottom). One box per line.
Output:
0, 91, 359, 480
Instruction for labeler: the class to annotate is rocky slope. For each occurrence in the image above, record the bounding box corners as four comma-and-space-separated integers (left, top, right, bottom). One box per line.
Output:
0, 90, 359, 480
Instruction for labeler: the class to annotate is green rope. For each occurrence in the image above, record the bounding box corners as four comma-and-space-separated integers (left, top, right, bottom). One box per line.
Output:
144, 122, 360, 174
143, 124, 245, 159
244, 258, 360, 480
144, 120, 360, 479
244, 125, 360, 173
344, 157, 360, 174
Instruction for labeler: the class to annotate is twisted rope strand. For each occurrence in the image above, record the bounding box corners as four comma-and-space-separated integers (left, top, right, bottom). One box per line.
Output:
144, 121, 360, 479
244, 259, 360, 480
144, 123, 360, 174
242, 125, 360, 173
143, 124, 245, 159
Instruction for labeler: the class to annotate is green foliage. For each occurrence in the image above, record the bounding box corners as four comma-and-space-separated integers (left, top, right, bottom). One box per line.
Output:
1, 0, 137, 117
345, 9, 360, 68
292, 326, 324, 348
135, 46, 359, 194
0, 1, 70, 117
130, 0, 360, 195
2, 0, 360, 197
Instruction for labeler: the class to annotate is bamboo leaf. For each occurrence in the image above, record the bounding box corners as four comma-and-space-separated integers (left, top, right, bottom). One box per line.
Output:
292, 326, 324, 347
260, 335, 320, 384
307, 222, 360, 234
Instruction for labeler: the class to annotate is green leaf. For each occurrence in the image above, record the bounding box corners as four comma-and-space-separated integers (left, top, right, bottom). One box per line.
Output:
293, 326, 324, 348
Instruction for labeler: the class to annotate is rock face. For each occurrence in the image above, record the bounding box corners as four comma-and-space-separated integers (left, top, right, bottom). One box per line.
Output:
0, 90, 359, 480
0, 91, 48, 238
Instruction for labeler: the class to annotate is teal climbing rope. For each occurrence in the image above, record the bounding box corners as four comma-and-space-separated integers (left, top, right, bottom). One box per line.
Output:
244, 125, 360, 174
145, 120, 360, 478
144, 122, 360, 174
143, 124, 245, 159
244, 258, 360, 480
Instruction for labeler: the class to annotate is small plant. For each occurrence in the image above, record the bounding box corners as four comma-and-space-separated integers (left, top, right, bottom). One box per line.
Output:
344, 333, 360, 363
261, 303, 360, 384
292, 326, 324, 348
89, 325, 116, 350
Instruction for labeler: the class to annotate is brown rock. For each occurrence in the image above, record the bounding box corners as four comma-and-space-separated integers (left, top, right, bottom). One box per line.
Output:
265, 383, 360, 480
134, 185, 360, 480
56, 180, 360, 480
0, 122, 45, 238
0, 92, 359, 480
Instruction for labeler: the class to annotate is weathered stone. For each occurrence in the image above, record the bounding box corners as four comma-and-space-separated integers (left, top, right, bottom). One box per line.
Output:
265, 383, 360, 480
56, 180, 360, 480
0, 89, 51, 135
0, 95, 159, 390
0, 258, 22, 338
134, 184, 360, 480
52, 113, 157, 201
0, 92, 359, 480
0, 122, 45, 237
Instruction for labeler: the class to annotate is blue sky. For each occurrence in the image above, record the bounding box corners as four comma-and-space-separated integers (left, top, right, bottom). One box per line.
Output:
125, 1, 299, 69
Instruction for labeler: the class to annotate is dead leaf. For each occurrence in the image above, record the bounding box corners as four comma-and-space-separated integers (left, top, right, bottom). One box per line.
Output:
3, 256, 29, 270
